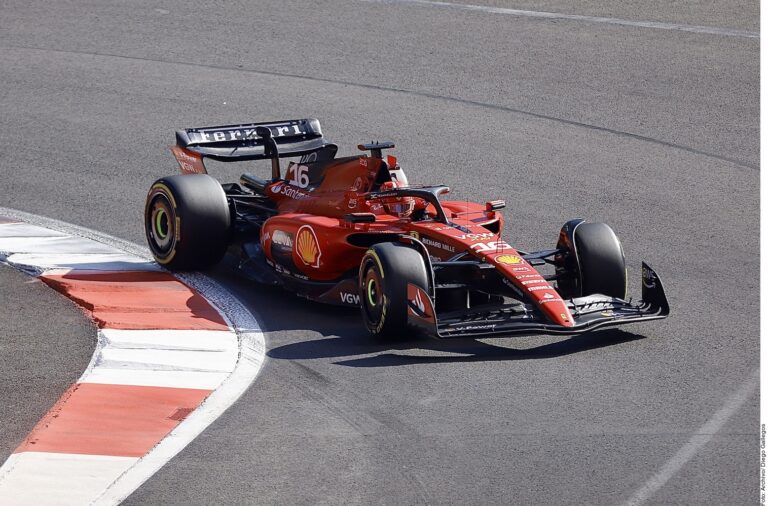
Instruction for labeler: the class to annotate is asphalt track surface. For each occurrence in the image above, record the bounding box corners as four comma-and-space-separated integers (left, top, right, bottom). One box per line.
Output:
0, 1, 759, 504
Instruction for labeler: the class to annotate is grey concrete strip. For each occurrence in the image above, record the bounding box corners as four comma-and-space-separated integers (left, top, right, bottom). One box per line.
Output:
622, 368, 760, 505
364, 0, 760, 38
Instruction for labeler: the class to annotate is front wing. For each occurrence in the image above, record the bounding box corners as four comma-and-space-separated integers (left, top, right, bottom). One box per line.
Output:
408, 262, 670, 339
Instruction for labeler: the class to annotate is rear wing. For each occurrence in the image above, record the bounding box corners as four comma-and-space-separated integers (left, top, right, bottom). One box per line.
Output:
171, 118, 337, 174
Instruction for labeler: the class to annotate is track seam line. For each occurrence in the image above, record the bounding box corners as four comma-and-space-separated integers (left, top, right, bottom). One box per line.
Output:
362, 0, 759, 39
621, 368, 759, 505
1, 44, 757, 171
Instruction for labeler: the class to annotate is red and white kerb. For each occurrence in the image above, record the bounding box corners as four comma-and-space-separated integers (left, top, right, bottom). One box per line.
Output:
0, 219, 243, 505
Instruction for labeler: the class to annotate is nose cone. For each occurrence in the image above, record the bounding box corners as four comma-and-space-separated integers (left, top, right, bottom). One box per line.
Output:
534, 294, 575, 327
489, 253, 575, 327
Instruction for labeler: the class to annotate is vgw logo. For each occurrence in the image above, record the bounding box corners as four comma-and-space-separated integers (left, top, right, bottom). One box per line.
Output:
340, 292, 360, 304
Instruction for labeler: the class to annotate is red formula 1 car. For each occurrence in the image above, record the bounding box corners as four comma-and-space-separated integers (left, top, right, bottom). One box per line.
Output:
144, 118, 669, 338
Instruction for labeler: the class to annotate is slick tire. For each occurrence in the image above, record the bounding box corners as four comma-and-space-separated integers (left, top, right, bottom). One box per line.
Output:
144, 174, 230, 270
573, 222, 627, 299
359, 242, 429, 339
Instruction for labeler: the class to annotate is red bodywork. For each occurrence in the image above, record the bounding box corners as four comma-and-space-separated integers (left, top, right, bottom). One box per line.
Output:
251, 154, 575, 328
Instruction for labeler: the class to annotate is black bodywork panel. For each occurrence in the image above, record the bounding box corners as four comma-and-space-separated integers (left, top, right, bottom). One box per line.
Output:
176, 118, 336, 162
429, 262, 669, 338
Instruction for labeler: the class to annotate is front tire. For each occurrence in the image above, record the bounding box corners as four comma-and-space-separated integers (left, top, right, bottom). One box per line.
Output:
144, 174, 230, 270
557, 222, 627, 299
359, 242, 429, 338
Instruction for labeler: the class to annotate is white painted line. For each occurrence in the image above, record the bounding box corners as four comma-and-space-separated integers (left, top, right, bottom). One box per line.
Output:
0, 235, 119, 255
621, 368, 760, 506
82, 329, 239, 390
5, 252, 161, 275
97, 340, 236, 371
0, 222, 67, 237
83, 367, 231, 391
0, 453, 137, 506
363, 0, 760, 39
100, 329, 237, 353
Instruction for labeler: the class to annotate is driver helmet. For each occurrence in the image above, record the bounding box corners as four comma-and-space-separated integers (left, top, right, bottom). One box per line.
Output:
379, 180, 427, 219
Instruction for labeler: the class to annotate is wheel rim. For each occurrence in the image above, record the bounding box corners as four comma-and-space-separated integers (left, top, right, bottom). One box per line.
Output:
154, 208, 169, 240
361, 259, 384, 327
366, 278, 378, 307
146, 192, 175, 258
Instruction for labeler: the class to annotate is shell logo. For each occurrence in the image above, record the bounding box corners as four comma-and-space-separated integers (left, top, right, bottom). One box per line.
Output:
496, 254, 523, 265
296, 225, 321, 267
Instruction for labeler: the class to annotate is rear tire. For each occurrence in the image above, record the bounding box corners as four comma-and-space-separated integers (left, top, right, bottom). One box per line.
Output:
144, 174, 230, 270
359, 242, 429, 338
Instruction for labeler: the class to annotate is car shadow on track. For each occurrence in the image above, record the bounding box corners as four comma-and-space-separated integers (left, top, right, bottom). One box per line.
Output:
268, 328, 647, 367
209, 264, 648, 367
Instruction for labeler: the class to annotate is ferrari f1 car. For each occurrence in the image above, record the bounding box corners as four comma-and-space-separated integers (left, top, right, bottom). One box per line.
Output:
144, 118, 669, 338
